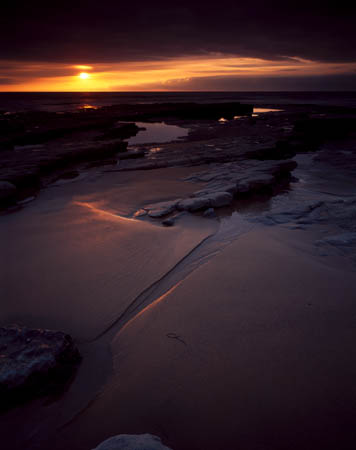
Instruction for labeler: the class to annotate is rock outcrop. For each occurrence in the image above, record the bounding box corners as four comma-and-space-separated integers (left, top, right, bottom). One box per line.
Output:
0, 181, 16, 204
0, 325, 81, 408
145, 199, 181, 217
177, 196, 212, 212
103, 102, 253, 121
95, 122, 141, 141
137, 159, 297, 219
92, 434, 173, 450
0, 140, 128, 207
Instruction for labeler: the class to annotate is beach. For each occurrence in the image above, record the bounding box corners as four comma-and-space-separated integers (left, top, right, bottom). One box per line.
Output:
1, 93, 356, 449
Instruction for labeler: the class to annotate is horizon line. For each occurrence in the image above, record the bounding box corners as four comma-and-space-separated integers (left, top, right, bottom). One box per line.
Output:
1, 90, 356, 94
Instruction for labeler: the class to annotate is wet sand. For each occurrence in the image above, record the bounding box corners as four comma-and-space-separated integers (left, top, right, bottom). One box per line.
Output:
1, 166, 216, 340
0, 164, 219, 449
51, 226, 356, 450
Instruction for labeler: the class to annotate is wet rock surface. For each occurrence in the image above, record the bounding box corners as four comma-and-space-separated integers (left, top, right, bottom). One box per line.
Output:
92, 434, 173, 450
145, 199, 181, 218
134, 159, 297, 219
95, 122, 141, 141
0, 325, 81, 409
2, 102, 355, 209
0, 103, 253, 207
186, 159, 296, 193
118, 148, 145, 160
0, 140, 128, 201
255, 195, 356, 263
115, 107, 356, 173
102, 101, 252, 121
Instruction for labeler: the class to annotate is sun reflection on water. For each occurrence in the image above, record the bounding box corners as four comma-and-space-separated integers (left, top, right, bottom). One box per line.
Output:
79, 104, 98, 110
149, 147, 163, 154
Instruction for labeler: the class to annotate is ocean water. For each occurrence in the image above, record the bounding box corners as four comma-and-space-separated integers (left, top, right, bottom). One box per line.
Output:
0, 91, 356, 113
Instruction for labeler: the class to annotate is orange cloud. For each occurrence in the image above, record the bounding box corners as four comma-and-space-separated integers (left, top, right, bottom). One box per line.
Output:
72, 65, 93, 70
1, 56, 356, 91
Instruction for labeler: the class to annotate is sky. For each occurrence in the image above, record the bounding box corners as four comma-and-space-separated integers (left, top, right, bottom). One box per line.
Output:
1, 1, 356, 91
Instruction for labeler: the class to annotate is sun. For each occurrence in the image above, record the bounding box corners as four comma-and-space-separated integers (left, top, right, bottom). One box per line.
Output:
79, 72, 90, 80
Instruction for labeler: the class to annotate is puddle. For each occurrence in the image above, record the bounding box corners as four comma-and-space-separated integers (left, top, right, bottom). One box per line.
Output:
125, 121, 189, 145
148, 147, 163, 155
79, 104, 99, 110
224, 109, 283, 122
253, 108, 284, 113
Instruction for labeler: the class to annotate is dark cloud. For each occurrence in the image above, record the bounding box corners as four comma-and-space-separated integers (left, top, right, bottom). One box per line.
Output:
0, 78, 17, 85
0, 62, 77, 79
1, 1, 356, 63
111, 73, 356, 92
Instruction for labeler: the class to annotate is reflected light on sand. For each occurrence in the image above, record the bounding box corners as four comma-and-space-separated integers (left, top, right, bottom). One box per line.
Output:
117, 280, 184, 336
75, 201, 137, 222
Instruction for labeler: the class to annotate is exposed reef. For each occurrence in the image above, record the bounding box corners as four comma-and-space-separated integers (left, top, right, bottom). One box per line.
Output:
2, 102, 355, 209
139, 159, 297, 218
0, 102, 253, 207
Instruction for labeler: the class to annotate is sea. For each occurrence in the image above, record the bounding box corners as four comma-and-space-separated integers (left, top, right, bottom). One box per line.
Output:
0, 91, 356, 113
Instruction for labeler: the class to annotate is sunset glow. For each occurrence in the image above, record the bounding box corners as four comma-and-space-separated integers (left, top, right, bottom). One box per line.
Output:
74, 65, 93, 70
79, 72, 90, 80
1, 56, 356, 92
1, 2, 356, 449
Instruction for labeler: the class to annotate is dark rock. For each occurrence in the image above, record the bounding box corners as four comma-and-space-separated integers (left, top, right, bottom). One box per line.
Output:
294, 117, 356, 141
104, 102, 253, 121
62, 141, 127, 165
203, 207, 216, 218
0, 110, 117, 149
0, 140, 127, 206
264, 160, 298, 178
133, 209, 148, 218
0, 181, 17, 204
146, 200, 180, 218
162, 218, 175, 226
177, 197, 211, 212
207, 191, 233, 207
95, 122, 141, 141
0, 325, 81, 409
92, 434, 173, 450
17, 196, 36, 205
237, 174, 275, 193
57, 170, 79, 180
246, 140, 298, 160
118, 149, 145, 160
185, 159, 297, 207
